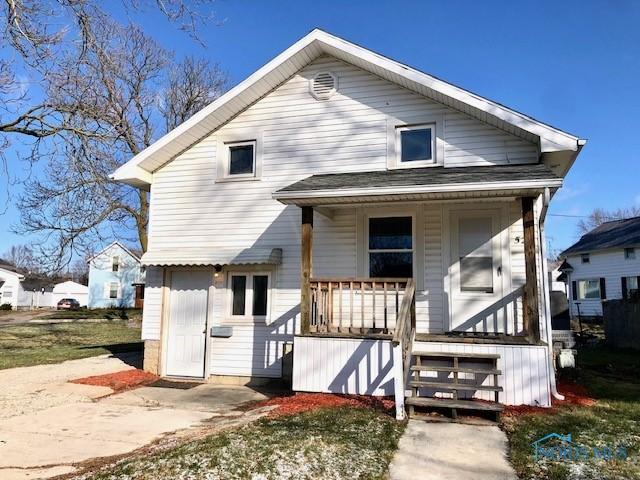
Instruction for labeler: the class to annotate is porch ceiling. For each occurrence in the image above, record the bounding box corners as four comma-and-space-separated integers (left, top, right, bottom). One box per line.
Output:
273, 164, 562, 206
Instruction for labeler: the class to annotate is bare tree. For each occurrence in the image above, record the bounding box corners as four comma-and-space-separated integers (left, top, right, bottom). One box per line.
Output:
2, 244, 37, 271
70, 256, 90, 284
577, 206, 640, 235
1, 1, 227, 271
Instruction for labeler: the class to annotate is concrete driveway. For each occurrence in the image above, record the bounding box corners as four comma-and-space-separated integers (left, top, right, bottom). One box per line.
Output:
0, 353, 273, 480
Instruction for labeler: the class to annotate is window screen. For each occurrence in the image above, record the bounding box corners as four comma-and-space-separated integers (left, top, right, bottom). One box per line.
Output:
459, 217, 493, 293
368, 216, 413, 278
578, 279, 600, 299
400, 128, 432, 162
229, 144, 254, 175
252, 275, 269, 316
231, 275, 247, 315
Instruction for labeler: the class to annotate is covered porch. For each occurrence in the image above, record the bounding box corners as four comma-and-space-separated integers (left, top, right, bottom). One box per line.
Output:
273, 165, 560, 418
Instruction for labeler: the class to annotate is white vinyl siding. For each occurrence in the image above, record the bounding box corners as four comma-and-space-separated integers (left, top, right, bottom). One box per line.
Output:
293, 336, 550, 406
567, 248, 640, 317
144, 56, 539, 378
141, 266, 164, 340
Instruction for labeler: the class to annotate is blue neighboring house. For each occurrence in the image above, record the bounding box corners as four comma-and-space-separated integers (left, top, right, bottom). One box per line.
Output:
87, 241, 145, 309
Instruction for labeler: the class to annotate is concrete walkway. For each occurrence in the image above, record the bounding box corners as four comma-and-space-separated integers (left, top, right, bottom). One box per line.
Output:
389, 420, 517, 480
0, 354, 272, 480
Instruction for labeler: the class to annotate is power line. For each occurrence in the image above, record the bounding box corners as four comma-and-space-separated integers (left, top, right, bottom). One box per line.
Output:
548, 213, 589, 218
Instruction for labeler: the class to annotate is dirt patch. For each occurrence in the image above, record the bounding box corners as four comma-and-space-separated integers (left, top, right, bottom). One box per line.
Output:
70, 369, 158, 394
254, 392, 395, 417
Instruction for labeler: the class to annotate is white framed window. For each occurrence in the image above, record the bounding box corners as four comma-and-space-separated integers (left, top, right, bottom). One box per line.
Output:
577, 279, 600, 299
228, 271, 271, 320
366, 215, 414, 278
108, 282, 120, 299
3, 287, 12, 298
581, 254, 590, 264
396, 124, 435, 167
112, 256, 120, 272
626, 276, 639, 296
225, 140, 256, 178
624, 247, 636, 260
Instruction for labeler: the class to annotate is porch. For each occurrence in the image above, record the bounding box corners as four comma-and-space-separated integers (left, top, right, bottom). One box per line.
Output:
272, 165, 558, 419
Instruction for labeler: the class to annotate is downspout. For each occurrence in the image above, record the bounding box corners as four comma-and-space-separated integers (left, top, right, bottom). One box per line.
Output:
539, 187, 565, 401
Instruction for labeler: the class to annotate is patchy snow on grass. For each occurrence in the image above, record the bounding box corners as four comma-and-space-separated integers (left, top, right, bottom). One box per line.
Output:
79, 406, 404, 480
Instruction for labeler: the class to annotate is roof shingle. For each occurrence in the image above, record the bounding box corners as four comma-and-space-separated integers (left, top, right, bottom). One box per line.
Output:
276, 164, 561, 194
561, 216, 640, 256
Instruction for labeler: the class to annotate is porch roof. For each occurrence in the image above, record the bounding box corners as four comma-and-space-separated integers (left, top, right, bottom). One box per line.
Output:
273, 164, 562, 206
140, 247, 283, 267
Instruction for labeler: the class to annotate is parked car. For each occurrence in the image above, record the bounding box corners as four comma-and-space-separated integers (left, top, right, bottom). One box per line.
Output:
57, 298, 80, 310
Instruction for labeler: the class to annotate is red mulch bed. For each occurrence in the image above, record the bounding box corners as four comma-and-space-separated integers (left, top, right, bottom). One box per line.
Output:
503, 379, 597, 417
554, 379, 597, 407
70, 369, 159, 394
255, 392, 396, 417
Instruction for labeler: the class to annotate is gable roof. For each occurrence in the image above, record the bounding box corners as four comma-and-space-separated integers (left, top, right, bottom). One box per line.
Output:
561, 217, 640, 257
0, 260, 24, 279
112, 29, 585, 188
87, 241, 141, 263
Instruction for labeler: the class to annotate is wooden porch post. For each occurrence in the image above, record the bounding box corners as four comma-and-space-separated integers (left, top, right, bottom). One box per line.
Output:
300, 206, 313, 334
522, 197, 541, 342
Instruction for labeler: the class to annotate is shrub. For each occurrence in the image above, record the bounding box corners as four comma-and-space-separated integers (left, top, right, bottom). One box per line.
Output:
0, 303, 12, 310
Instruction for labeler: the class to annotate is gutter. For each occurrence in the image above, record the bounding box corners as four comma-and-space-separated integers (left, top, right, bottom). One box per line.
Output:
273, 179, 563, 203
539, 187, 565, 402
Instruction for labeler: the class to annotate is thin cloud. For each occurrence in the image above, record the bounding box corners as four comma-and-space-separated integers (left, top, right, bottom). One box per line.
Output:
554, 183, 590, 202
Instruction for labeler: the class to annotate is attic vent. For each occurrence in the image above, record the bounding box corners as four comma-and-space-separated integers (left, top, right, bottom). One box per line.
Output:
310, 71, 337, 100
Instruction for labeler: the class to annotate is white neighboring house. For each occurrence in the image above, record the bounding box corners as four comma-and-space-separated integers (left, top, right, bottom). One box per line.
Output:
87, 242, 145, 309
548, 261, 568, 294
0, 261, 25, 309
52, 281, 89, 307
560, 217, 640, 318
111, 29, 585, 418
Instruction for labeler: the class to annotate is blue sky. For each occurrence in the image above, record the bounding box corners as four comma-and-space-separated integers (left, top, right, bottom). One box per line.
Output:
2, 0, 639, 257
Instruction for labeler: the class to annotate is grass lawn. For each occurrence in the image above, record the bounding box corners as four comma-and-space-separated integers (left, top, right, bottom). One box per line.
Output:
81, 406, 404, 480
0, 321, 142, 369
44, 308, 142, 321
503, 346, 640, 480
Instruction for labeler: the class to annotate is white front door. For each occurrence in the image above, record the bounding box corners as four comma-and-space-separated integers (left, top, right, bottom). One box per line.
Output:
449, 209, 506, 333
166, 269, 211, 377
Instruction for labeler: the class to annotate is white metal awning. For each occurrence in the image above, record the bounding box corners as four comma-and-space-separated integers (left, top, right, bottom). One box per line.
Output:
140, 247, 283, 267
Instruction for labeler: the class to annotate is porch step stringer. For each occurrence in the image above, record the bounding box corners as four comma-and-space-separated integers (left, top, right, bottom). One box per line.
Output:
405, 351, 504, 421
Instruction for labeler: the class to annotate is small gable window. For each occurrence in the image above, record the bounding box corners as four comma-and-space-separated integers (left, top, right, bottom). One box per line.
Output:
581, 254, 590, 264
227, 140, 256, 177
624, 247, 636, 260
112, 256, 120, 272
398, 124, 434, 165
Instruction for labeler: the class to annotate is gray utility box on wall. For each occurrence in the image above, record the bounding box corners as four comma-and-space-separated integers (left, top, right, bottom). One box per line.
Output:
210, 326, 233, 338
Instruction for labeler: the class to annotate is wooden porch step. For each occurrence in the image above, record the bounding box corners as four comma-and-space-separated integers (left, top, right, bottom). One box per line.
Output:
410, 365, 501, 375
408, 380, 503, 392
412, 351, 500, 360
406, 396, 503, 412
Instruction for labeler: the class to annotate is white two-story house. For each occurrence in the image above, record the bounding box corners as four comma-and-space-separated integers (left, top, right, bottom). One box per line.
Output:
560, 217, 640, 319
112, 30, 585, 419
